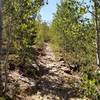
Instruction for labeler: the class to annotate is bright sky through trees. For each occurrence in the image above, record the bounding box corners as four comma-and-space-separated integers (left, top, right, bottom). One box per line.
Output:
40, 0, 60, 23
40, 0, 92, 23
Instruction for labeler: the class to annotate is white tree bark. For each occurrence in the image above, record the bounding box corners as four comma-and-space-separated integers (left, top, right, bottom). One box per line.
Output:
94, 0, 100, 67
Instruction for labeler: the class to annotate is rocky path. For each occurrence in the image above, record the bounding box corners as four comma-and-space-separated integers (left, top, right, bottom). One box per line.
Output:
8, 43, 86, 100
26, 43, 81, 100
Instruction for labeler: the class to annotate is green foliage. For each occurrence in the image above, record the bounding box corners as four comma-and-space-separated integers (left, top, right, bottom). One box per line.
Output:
2, 0, 99, 98
79, 6, 87, 15
0, 97, 5, 100
3, 0, 45, 64
49, 0, 96, 63
81, 66, 100, 99
35, 18, 49, 47
49, 2, 99, 99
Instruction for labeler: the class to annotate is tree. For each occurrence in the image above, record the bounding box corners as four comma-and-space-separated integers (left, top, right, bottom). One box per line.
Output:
93, 0, 100, 67
49, 0, 95, 64
1, 0, 47, 96
3, 0, 46, 64
35, 17, 49, 47
0, 0, 3, 96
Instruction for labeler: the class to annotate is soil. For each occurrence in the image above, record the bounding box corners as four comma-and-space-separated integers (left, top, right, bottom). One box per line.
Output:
7, 43, 89, 100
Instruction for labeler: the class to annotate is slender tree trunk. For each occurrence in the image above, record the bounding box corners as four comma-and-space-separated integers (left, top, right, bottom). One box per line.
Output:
94, 0, 100, 67
4, 17, 12, 94
0, 0, 3, 96
4, 37, 11, 94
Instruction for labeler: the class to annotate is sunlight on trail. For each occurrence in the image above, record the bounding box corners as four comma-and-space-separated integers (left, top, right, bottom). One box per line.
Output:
8, 43, 88, 100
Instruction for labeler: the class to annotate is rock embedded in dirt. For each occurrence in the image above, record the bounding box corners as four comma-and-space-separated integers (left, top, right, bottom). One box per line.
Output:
58, 57, 65, 61
64, 70, 72, 75
32, 63, 39, 71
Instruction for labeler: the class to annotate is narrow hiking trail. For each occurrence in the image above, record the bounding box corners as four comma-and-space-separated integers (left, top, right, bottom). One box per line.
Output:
26, 43, 81, 100
8, 43, 84, 100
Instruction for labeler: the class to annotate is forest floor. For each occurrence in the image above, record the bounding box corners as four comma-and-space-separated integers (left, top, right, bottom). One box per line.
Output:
8, 43, 89, 100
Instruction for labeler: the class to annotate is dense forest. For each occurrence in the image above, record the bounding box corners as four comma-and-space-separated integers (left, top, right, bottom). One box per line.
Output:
0, 0, 100, 100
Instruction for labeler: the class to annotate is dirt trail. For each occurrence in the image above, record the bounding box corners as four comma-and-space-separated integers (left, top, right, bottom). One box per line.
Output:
26, 43, 81, 100
8, 43, 84, 100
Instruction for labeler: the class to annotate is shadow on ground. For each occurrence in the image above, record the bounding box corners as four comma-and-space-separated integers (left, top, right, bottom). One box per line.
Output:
26, 65, 81, 100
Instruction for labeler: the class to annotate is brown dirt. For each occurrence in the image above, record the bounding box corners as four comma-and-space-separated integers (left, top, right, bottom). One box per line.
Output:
8, 43, 89, 100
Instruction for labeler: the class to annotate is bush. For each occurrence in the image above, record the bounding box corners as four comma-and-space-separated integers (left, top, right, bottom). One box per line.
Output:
81, 66, 100, 100
0, 97, 5, 100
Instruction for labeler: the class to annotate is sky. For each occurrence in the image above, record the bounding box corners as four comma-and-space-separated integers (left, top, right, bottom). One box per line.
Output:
39, 0, 92, 23
39, 0, 60, 23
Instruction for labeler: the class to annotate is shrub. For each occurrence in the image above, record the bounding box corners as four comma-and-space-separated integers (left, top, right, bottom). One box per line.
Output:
81, 66, 100, 100
0, 97, 5, 100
